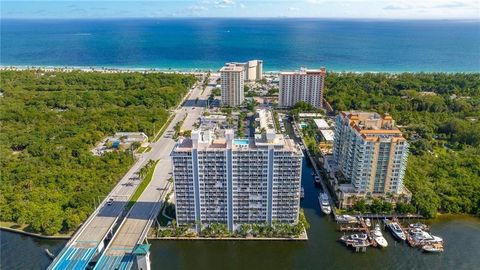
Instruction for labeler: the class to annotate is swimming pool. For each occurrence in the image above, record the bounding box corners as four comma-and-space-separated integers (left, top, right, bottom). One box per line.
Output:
234, 139, 249, 145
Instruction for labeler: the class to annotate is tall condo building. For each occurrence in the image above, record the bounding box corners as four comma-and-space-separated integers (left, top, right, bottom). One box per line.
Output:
171, 109, 303, 232
220, 63, 245, 107
279, 67, 326, 108
333, 111, 409, 195
225, 60, 263, 81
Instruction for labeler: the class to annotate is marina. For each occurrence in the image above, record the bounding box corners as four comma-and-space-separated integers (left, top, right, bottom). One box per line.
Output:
294, 117, 446, 255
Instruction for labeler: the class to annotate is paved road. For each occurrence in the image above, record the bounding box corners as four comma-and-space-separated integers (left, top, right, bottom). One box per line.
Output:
48, 151, 155, 270
49, 73, 218, 270
94, 74, 218, 270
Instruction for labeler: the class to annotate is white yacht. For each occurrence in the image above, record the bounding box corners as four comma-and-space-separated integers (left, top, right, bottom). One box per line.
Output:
409, 228, 443, 244
372, 224, 388, 248
318, 192, 331, 215
340, 233, 371, 248
336, 215, 358, 224
386, 220, 406, 241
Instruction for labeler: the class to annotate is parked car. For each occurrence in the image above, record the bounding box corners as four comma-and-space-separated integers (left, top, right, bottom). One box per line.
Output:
107, 198, 114, 205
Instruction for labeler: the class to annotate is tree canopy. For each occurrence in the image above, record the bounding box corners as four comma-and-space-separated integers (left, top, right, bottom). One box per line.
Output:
0, 70, 196, 235
324, 72, 480, 218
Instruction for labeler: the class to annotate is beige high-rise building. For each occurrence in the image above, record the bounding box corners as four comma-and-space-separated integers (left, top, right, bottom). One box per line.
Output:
333, 111, 409, 195
220, 64, 245, 107
225, 60, 263, 81
279, 67, 326, 108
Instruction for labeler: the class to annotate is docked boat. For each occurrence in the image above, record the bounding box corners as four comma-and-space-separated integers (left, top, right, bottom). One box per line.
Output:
372, 224, 388, 248
300, 186, 305, 199
386, 221, 406, 241
336, 215, 358, 224
365, 218, 371, 227
409, 228, 443, 245
318, 192, 331, 215
409, 222, 430, 231
422, 243, 444, 253
340, 233, 368, 242
340, 233, 371, 249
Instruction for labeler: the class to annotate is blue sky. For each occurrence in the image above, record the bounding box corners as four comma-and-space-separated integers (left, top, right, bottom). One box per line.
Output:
2, 0, 479, 19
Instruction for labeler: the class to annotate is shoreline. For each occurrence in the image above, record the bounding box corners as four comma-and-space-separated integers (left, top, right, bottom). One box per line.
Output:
1, 65, 478, 74
3, 214, 477, 241
0, 225, 308, 241
0, 226, 71, 240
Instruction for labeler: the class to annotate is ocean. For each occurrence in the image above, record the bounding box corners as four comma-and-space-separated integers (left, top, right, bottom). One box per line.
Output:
1, 18, 479, 72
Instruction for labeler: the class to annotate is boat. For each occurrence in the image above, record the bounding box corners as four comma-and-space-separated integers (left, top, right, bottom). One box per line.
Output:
336, 215, 358, 224
365, 218, 371, 227
45, 248, 55, 259
422, 243, 444, 253
340, 233, 371, 250
300, 186, 305, 199
409, 228, 443, 245
318, 192, 331, 215
314, 176, 321, 184
372, 224, 388, 248
409, 222, 430, 231
340, 233, 368, 242
386, 221, 406, 241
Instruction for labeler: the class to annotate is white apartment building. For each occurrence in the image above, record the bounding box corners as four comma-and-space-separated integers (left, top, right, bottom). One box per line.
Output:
279, 67, 326, 108
220, 64, 245, 107
226, 60, 263, 81
333, 111, 409, 195
171, 109, 303, 232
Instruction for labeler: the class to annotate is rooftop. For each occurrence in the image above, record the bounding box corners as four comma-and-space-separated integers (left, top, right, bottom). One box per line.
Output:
220, 64, 245, 72
314, 118, 330, 129
340, 111, 405, 141
174, 110, 300, 154
280, 67, 326, 75
320, 129, 335, 142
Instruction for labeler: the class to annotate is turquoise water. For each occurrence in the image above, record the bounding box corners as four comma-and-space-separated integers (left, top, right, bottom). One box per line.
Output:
234, 139, 249, 145
1, 19, 479, 72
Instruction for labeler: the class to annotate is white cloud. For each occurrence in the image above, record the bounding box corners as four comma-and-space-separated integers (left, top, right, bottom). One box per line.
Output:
288, 7, 300, 11
214, 0, 236, 8
185, 5, 208, 15
239, 3, 246, 9
383, 4, 412, 10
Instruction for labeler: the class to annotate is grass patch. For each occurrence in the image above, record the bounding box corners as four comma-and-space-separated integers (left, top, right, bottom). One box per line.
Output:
137, 146, 152, 154
153, 113, 176, 142
127, 160, 159, 209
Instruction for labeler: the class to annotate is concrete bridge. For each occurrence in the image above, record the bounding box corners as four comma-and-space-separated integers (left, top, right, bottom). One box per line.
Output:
48, 73, 216, 270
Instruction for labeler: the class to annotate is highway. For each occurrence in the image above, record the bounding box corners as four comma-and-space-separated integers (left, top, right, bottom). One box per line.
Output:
94, 73, 217, 270
48, 73, 218, 270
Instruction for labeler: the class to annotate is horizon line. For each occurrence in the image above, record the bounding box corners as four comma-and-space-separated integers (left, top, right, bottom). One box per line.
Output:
2, 16, 480, 21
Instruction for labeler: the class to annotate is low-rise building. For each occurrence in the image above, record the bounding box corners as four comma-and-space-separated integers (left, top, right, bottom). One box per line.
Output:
114, 132, 149, 145
313, 118, 330, 130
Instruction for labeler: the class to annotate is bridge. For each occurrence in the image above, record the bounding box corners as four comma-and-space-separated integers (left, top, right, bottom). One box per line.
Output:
48, 73, 216, 270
